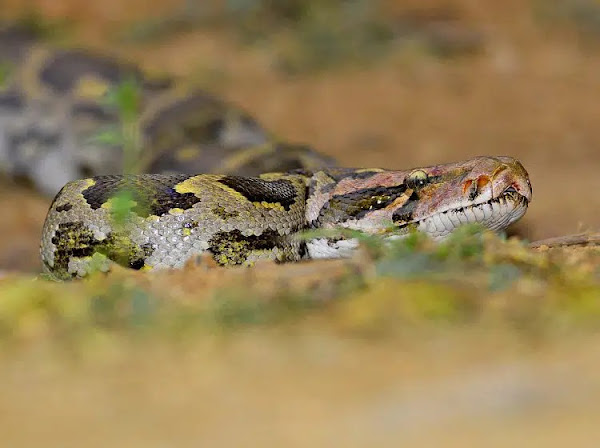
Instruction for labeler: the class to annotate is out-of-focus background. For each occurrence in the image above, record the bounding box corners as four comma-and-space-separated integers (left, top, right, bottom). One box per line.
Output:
0, 1, 599, 446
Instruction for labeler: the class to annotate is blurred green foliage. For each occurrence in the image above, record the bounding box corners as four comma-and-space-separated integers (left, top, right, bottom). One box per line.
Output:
101, 78, 143, 174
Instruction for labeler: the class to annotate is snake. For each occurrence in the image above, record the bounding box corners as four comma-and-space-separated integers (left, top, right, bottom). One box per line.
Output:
40, 156, 532, 279
0, 25, 532, 279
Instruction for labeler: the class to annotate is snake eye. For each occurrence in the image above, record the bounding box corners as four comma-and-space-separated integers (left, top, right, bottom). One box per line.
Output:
406, 170, 429, 190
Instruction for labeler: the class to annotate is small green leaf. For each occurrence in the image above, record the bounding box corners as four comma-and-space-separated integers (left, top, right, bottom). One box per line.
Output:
109, 189, 137, 228
103, 77, 141, 122
87, 127, 123, 147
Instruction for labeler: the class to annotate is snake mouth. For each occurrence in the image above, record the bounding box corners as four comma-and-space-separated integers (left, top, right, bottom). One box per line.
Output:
397, 189, 529, 239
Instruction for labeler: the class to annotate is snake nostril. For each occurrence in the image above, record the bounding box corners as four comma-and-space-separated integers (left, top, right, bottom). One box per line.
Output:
464, 175, 491, 201
462, 179, 473, 195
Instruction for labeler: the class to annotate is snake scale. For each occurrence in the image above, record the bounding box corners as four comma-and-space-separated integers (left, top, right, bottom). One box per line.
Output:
0, 25, 533, 279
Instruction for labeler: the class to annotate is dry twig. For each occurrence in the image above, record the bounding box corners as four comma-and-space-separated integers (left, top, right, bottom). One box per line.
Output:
529, 233, 600, 249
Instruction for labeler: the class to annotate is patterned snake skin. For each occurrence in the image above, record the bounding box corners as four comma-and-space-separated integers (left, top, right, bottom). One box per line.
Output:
41, 157, 532, 279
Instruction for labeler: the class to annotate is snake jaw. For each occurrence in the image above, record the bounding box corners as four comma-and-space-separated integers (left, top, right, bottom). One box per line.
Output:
393, 157, 532, 239
408, 189, 530, 240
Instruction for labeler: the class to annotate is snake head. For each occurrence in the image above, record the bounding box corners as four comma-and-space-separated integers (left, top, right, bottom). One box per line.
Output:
389, 156, 532, 238
311, 156, 532, 240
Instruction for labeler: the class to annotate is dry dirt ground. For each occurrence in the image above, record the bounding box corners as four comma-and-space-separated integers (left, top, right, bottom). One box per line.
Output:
3, 332, 600, 447
0, 1, 599, 446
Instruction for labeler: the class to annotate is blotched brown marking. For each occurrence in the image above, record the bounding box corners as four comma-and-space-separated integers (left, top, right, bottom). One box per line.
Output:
81, 174, 200, 218
37, 50, 172, 95
8, 128, 61, 152
208, 229, 287, 265
46, 183, 69, 217
306, 175, 336, 197
129, 243, 155, 270
143, 91, 264, 146
0, 26, 40, 62
129, 258, 145, 270
392, 191, 420, 223
298, 240, 308, 259
0, 91, 24, 110
55, 203, 73, 212
39, 50, 142, 94
72, 102, 118, 123
316, 184, 408, 224
218, 176, 298, 211
50, 221, 155, 276
242, 142, 336, 175
326, 168, 381, 182
50, 222, 98, 277
229, 142, 333, 177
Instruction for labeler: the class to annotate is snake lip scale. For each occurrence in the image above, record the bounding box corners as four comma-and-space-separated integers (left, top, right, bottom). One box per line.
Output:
395, 188, 529, 239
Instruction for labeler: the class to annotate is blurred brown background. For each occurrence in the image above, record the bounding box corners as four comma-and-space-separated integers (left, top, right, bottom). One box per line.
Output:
0, 0, 598, 271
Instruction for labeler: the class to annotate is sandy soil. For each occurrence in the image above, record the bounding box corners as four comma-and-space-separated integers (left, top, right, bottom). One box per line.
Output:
2, 330, 600, 447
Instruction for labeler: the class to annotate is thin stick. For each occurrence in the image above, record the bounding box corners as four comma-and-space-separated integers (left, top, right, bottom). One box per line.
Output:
529, 233, 600, 249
